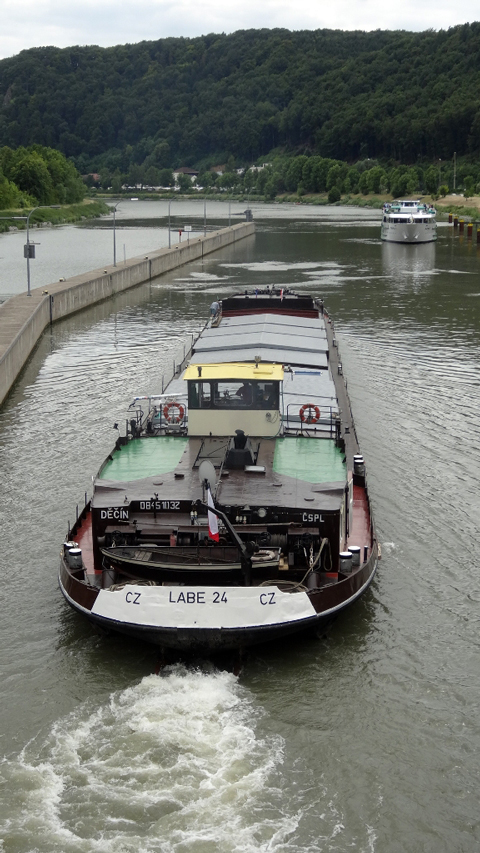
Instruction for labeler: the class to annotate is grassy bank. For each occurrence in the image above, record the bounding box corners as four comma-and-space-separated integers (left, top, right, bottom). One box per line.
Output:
0, 200, 110, 234
280, 192, 480, 219
92, 189, 480, 221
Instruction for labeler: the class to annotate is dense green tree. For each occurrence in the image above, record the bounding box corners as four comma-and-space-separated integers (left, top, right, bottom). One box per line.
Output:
311, 159, 332, 192
126, 163, 145, 186
196, 170, 215, 189
0, 143, 84, 204
176, 172, 193, 192
243, 169, 256, 192
326, 163, 347, 192
255, 167, 271, 194
328, 185, 341, 203
346, 167, 360, 194
358, 171, 369, 194
219, 171, 239, 190
284, 156, 308, 192
144, 165, 160, 186
111, 171, 123, 193
10, 151, 54, 203
99, 169, 112, 189
264, 177, 278, 200
4, 31, 480, 201
390, 172, 409, 198
2, 27, 480, 170
424, 165, 439, 195
0, 169, 24, 207
366, 166, 387, 194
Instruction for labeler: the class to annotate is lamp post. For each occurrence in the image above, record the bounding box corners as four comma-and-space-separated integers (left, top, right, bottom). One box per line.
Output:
24, 206, 41, 296
168, 200, 172, 248
438, 159, 442, 191
0, 213, 34, 296
109, 202, 121, 266
0, 205, 60, 296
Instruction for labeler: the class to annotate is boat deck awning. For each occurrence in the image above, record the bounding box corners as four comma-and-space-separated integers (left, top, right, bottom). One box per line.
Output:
189, 312, 329, 370
183, 362, 284, 381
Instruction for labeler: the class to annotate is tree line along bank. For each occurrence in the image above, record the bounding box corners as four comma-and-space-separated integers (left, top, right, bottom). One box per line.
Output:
88, 154, 480, 204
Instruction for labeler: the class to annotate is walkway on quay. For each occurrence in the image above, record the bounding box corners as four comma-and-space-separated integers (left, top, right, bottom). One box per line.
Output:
0, 221, 255, 407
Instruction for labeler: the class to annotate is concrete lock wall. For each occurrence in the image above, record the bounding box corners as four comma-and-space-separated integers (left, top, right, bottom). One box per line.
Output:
0, 221, 255, 407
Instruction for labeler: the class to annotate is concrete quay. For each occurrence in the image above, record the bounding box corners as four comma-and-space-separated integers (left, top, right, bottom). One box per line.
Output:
0, 220, 255, 407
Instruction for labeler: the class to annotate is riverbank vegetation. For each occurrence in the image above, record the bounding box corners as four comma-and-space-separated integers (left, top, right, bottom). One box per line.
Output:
0, 145, 85, 208
0, 199, 110, 234
0, 144, 110, 232
92, 152, 480, 216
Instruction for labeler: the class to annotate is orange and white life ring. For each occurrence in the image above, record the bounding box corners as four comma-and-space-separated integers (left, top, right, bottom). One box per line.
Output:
299, 404, 321, 424
163, 401, 185, 423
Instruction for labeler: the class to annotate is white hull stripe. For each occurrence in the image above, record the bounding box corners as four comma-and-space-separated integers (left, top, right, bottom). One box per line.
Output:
90, 584, 317, 629
59, 561, 377, 632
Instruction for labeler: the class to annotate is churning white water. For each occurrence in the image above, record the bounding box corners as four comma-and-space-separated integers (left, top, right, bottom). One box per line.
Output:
1, 667, 294, 853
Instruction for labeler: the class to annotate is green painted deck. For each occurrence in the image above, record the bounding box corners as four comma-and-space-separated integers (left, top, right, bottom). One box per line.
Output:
273, 437, 346, 484
99, 437, 188, 481
98, 435, 345, 486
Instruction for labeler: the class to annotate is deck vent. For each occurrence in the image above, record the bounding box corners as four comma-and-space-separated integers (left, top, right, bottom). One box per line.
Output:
340, 551, 353, 572
348, 546, 361, 566
353, 455, 365, 476
225, 432, 256, 469
67, 548, 83, 569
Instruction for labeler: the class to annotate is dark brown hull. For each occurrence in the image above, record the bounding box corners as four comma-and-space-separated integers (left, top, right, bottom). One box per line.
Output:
59, 288, 379, 654
59, 543, 378, 652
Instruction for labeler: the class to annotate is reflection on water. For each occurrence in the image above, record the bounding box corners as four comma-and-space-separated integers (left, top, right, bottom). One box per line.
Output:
381, 240, 437, 286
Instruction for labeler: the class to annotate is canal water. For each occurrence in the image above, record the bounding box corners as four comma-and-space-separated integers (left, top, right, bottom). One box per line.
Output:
0, 202, 479, 852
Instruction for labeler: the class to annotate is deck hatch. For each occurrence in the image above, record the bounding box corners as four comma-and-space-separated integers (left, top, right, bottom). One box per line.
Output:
273, 437, 346, 484
99, 437, 188, 481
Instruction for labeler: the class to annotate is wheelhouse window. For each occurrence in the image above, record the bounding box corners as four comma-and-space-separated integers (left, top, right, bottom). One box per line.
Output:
188, 380, 279, 410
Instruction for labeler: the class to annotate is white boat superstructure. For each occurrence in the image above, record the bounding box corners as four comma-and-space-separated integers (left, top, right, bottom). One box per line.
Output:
381, 199, 437, 244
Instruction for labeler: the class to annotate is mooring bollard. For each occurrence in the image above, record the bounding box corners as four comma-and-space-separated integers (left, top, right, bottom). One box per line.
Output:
453, 216, 459, 228
459, 219, 465, 233
449, 213, 453, 223
467, 222, 473, 238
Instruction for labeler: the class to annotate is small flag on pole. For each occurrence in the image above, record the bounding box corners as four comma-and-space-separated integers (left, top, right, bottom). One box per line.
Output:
280, 289, 284, 301
207, 488, 219, 542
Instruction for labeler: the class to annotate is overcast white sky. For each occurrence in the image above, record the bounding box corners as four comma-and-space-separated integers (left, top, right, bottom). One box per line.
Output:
0, 0, 478, 60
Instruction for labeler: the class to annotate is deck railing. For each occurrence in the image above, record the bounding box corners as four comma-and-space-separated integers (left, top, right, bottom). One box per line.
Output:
284, 399, 340, 438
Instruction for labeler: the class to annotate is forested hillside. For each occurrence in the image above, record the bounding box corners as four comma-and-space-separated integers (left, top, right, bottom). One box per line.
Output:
1, 25, 479, 175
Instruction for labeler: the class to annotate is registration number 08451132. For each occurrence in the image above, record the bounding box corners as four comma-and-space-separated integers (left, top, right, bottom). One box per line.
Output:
139, 500, 180, 510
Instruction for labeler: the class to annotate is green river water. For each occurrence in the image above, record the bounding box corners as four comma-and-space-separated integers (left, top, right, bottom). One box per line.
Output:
0, 201, 479, 852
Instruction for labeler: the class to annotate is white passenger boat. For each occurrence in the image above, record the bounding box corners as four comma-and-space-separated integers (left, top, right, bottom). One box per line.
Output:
381, 200, 437, 243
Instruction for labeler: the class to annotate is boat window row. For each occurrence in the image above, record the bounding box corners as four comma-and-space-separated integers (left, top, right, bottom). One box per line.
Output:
384, 216, 432, 223
188, 380, 279, 410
